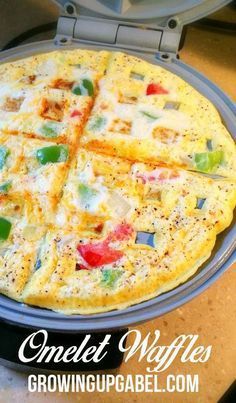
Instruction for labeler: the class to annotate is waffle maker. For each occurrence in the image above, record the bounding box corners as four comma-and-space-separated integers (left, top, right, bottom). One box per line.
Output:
0, 0, 235, 373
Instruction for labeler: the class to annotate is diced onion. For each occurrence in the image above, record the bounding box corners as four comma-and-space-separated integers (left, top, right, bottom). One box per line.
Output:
108, 191, 131, 218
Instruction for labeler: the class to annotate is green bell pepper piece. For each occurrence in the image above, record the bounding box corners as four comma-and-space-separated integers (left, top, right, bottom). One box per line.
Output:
0, 147, 10, 170
87, 115, 107, 132
0, 181, 12, 194
40, 121, 61, 138
194, 150, 224, 173
72, 85, 82, 96
141, 111, 159, 120
72, 79, 94, 96
81, 79, 94, 96
78, 184, 97, 201
101, 269, 122, 288
36, 145, 69, 165
0, 217, 12, 240
78, 183, 99, 211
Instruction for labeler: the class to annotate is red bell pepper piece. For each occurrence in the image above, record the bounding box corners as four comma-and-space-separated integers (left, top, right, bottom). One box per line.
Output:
77, 241, 123, 268
136, 169, 179, 183
77, 223, 133, 268
107, 223, 133, 242
146, 83, 169, 95
70, 109, 82, 118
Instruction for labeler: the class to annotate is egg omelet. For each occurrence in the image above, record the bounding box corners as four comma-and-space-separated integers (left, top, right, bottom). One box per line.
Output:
0, 132, 70, 224
0, 49, 235, 314
0, 212, 47, 300
82, 52, 236, 178
0, 49, 109, 145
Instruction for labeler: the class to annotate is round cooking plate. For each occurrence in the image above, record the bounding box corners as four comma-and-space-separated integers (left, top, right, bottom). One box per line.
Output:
0, 40, 235, 332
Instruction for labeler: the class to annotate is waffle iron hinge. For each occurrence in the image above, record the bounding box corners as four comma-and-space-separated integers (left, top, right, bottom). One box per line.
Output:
55, 15, 182, 58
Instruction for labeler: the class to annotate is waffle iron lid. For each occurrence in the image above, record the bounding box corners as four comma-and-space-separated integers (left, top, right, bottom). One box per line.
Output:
52, 0, 231, 24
